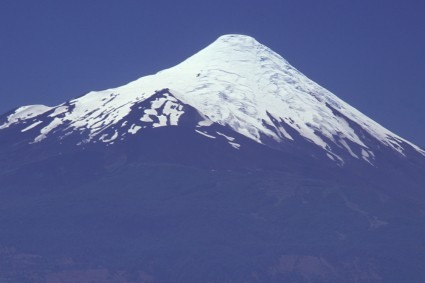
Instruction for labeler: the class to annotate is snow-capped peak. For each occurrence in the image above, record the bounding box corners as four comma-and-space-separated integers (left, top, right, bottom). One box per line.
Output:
1, 34, 424, 165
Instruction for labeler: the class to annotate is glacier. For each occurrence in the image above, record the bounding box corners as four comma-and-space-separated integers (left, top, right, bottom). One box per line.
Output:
1, 34, 424, 165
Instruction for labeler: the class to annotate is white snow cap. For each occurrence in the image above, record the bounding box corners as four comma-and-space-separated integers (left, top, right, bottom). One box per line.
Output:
1, 34, 424, 163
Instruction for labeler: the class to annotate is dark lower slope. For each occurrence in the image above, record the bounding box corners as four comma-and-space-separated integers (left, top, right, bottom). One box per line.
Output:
0, 127, 425, 282
1, 165, 425, 282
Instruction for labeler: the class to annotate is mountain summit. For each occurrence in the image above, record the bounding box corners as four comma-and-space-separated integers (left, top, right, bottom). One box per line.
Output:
1, 35, 425, 282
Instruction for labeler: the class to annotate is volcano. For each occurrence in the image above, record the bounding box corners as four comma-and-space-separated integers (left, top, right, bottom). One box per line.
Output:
0, 34, 424, 283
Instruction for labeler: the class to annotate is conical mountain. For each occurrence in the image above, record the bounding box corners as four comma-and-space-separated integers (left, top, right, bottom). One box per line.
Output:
0, 35, 424, 283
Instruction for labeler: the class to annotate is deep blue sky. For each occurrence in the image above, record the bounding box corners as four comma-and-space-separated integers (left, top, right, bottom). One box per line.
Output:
1, 0, 424, 146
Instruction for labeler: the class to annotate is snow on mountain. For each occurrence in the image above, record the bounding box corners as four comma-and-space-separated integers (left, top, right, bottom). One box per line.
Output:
0, 105, 52, 130
1, 34, 423, 165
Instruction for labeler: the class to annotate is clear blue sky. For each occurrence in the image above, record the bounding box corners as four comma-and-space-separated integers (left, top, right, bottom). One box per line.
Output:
1, 0, 424, 146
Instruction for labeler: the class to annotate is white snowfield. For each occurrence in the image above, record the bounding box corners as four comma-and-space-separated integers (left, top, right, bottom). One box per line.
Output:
1, 34, 424, 164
